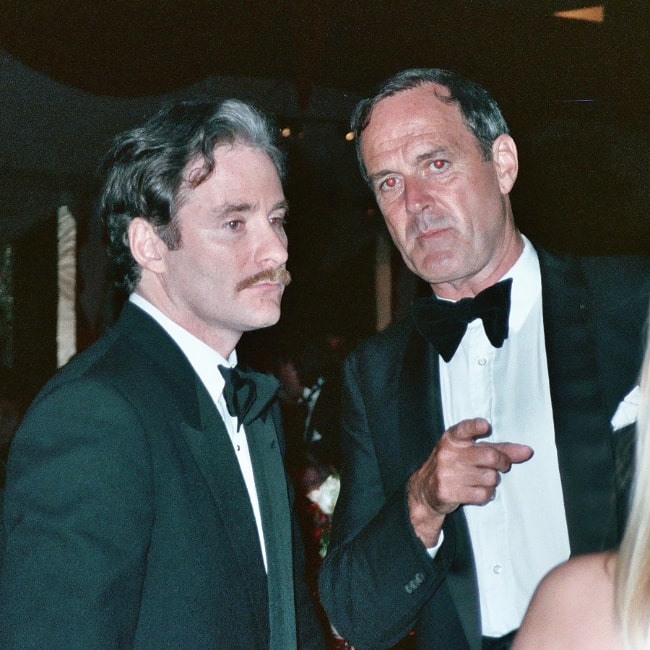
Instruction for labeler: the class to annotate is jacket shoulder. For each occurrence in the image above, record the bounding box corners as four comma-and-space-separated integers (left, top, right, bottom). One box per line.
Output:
30, 308, 199, 427
349, 316, 414, 364
579, 254, 650, 294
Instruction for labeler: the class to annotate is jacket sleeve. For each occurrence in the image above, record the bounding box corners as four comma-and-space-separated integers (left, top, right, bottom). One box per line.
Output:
318, 352, 455, 650
0, 378, 154, 649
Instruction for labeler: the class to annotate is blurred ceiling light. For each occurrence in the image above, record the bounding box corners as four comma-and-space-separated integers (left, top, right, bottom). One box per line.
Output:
553, 6, 604, 23
344, 131, 355, 142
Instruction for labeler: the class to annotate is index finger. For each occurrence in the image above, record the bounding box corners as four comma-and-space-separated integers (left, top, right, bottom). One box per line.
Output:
492, 442, 534, 466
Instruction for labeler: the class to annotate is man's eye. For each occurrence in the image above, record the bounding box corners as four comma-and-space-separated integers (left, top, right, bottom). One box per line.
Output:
225, 219, 244, 231
270, 214, 287, 228
429, 159, 448, 171
380, 177, 399, 191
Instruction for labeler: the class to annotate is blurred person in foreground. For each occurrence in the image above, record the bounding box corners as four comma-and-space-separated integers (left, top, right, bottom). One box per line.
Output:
318, 68, 650, 650
0, 99, 325, 649
514, 304, 650, 649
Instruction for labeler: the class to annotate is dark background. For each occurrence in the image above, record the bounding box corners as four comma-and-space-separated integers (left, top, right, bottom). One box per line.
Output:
0, 0, 648, 398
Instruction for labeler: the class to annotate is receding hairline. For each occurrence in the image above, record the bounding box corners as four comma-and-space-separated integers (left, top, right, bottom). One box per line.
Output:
358, 81, 459, 136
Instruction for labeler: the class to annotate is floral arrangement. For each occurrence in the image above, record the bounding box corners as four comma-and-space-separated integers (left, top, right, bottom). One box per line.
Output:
306, 473, 340, 557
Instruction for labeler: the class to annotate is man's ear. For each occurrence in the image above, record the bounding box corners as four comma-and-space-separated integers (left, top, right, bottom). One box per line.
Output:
127, 217, 167, 274
492, 134, 519, 195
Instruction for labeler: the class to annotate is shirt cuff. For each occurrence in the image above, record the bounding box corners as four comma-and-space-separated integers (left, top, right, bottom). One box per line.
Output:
426, 529, 445, 558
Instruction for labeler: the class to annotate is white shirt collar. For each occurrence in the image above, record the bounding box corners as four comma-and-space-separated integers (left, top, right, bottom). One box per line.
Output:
500, 235, 542, 332
128, 293, 237, 397
430, 235, 541, 333
128, 296, 269, 573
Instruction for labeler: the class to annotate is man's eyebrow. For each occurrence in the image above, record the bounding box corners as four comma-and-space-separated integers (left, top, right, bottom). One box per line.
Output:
271, 199, 290, 213
367, 169, 395, 186
414, 147, 449, 164
367, 148, 452, 185
211, 199, 289, 217
212, 202, 253, 217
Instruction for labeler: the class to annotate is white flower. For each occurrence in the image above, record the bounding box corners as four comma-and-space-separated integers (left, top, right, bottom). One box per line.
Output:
307, 474, 341, 516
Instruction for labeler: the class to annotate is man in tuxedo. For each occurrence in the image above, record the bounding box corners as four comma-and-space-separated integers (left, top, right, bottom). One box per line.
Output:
0, 99, 325, 649
318, 68, 650, 650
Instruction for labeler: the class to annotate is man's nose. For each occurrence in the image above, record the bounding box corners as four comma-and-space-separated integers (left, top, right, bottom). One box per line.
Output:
404, 177, 434, 216
255, 220, 288, 266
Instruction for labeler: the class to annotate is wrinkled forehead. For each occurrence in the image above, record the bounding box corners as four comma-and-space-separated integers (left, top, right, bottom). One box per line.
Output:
363, 83, 456, 131
360, 86, 469, 161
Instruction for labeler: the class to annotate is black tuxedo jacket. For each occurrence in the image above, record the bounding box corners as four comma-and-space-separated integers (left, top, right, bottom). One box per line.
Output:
319, 248, 650, 650
0, 303, 325, 649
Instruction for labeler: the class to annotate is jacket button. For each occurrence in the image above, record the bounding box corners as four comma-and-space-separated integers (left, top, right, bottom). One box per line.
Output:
404, 573, 425, 593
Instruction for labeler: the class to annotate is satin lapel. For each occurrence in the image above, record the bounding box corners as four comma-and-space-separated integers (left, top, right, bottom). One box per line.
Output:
119, 305, 272, 643
182, 381, 268, 645
539, 249, 620, 553
115, 303, 202, 425
400, 328, 481, 649
399, 329, 444, 475
246, 406, 297, 650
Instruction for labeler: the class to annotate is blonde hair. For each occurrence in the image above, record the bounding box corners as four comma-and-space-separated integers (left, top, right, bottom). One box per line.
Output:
615, 309, 650, 648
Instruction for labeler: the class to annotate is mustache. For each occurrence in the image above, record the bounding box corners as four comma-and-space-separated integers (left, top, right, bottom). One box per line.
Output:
407, 212, 451, 237
236, 268, 292, 291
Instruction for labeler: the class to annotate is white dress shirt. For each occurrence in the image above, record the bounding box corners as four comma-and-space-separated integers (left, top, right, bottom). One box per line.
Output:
129, 293, 268, 571
439, 236, 570, 636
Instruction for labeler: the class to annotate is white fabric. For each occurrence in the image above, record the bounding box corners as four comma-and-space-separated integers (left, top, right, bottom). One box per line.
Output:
129, 293, 268, 571
57, 206, 76, 367
611, 385, 640, 431
302, 377, 324, 442
439, 236, 570, 636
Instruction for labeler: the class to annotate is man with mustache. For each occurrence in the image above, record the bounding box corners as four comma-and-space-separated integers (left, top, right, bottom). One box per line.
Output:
318, 68, 650, 649
0, 99, 325, 649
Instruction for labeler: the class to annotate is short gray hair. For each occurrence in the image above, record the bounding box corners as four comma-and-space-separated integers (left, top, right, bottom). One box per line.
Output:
351, 68, 510, 183
99, 99, 284, 292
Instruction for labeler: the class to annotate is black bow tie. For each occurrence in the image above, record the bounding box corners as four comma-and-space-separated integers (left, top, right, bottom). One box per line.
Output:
219, 365, 280, 431
412, 278, 512, 363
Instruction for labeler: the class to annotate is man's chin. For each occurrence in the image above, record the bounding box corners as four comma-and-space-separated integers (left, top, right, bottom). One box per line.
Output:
412, 251, 462, 283
243, 307, 282, 331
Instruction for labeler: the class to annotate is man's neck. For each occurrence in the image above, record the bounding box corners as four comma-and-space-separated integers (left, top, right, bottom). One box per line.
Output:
129, 291, 239, 360
432, 230, 524, 301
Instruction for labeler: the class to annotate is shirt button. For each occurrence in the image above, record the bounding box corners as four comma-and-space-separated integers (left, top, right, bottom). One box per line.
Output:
477, 357, 487, 366
492, 564, 503, 575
